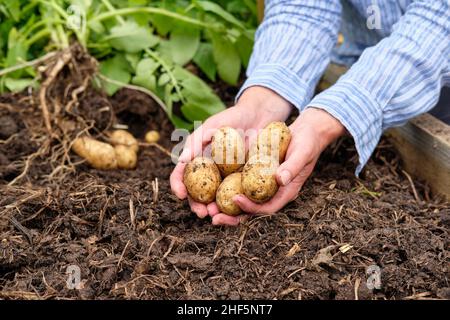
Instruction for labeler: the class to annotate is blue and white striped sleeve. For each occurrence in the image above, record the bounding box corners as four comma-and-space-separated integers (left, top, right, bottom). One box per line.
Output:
308, 0, 450, 175
236, 0, 342, 109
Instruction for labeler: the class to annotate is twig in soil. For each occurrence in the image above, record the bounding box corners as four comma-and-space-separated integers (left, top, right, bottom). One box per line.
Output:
98, 197, 111, 237
354, 277, 361, 300
402, 170, 421, 203
152, 178, 159, 204
287, 267, 306, 279
8, 216, 33, 244
117, 239, 131, 269
0, 189, 45, 217
237, 226, 248, 254
0, 291, 42, 300
162, 237, 177, 258
0, 51, 58, 77
146, 235, 163, 257
39, 49, 72, 134
129, 198, 136, 230
403, 291, 432, 300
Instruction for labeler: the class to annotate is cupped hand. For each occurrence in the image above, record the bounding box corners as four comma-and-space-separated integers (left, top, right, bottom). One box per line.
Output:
213, 107, 346, 226
170, 86, 293, 221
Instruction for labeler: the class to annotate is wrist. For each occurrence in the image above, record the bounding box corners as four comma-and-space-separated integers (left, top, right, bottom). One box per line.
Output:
292, 107, 346, 151
235, 86, 293, 122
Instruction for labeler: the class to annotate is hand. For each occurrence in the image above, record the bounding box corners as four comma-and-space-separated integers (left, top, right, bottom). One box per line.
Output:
170, 86, 293, 223
229, 107, 345, 224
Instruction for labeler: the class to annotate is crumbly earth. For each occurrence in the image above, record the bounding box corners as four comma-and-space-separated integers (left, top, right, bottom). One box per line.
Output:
0, 61, 449, 300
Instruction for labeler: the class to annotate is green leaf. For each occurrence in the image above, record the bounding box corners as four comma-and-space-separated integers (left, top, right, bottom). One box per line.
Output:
100, 54, 132, 95
131, 58, 159, 92
193, 43, 216, 81
135, 58, 160, 75
150, 15, 173, 37
106, 21, 159, 53
5, 41, 27, 67
4, 78, 35, 92
156, 39, 173, 62
170, 114, 193, 130
125, 52, 141, 70
173, 66, 225, 115
235, 34, 253, 68
181, 103, 214, 122
3, 0, 21, 21
89, 20, 106, 34
169, 24, 200, 66
211, 33, 241, 85
158, 73, 171, 86
132, 74, 156, 92
195, 1, 245, 29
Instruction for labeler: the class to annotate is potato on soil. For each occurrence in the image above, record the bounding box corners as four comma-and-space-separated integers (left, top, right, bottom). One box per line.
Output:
115, 145, 137, 169
249, 122, 291, 163
241, 155, 279, 203
211, 127, 245, 177
109, 130, 139, 153
183, 157, 221, 204
72, 136, 118, 170
145, 130, 160, 143
216, 172, 243, 216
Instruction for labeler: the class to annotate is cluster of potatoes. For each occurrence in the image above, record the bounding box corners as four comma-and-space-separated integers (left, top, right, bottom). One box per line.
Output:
183, 122, 291, 216
72, 129, 160, 170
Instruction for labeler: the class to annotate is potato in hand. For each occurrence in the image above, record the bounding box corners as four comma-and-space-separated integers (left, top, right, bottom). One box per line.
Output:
241, 155, 279, 203
216, 172, 243, 216
211, 127, 245, 177
183, 157, 222, 204
248, 122, 291, 163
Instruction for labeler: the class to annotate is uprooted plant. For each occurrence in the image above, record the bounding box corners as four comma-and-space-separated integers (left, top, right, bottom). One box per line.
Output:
0, 0, 257, 129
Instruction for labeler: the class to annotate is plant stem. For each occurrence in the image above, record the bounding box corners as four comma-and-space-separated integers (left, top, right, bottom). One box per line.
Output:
25, 29, 52, 47
100, 0, 125, 24
0, 51, 58, 77
90, 7, 220, 31
145, 49, 185, 104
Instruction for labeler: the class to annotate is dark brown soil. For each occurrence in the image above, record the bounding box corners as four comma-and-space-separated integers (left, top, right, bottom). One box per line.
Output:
0, 50, 449, 300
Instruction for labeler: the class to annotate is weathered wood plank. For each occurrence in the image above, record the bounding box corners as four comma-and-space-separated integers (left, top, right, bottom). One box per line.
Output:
385, 115, 450, 199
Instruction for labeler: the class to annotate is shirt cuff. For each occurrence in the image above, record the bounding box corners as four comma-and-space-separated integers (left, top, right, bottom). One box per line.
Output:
306, 80, 383, 175
236, 63, 313, 110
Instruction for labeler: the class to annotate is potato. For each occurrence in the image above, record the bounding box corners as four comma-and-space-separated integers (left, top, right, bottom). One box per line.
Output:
145, 130, 160, 143
216, 173, 243, 216
109, 130, 139, 153
114, 145, 137, 169
211, 127, 245, 177
184, 157, 222, 204
249, 122, 291, 163
72, 136, 118, 170
241, 155, 279, 203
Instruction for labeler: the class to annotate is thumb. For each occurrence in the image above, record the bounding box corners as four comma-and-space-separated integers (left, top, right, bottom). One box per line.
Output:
276, 145, 312, 187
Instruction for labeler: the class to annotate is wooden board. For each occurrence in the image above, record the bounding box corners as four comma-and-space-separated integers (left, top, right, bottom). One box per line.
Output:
385, 115, 450, 199
320, 65, 450, 199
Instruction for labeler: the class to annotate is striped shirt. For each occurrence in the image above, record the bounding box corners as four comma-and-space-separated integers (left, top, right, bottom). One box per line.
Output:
238, 0, 450, 174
